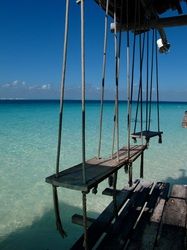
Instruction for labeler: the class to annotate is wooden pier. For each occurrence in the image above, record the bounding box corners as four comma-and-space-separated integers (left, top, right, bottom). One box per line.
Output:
71, 181, 187, 249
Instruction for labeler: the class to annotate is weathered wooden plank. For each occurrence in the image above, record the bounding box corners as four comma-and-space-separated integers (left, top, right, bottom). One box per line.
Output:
155, 184, 187, 250
102, 188, 121, 196
97, 181, 153, 250
170, 184, 187, 200
72, 214, 95, 227
157, 198, 187, 249
162, 198, 186, 228
70, 181, 140, 250
46, 145, 146, 192
126, 182, 170, 250
111, 15, 187, 32
155, 224, 186, 250
131, 130, 163, 139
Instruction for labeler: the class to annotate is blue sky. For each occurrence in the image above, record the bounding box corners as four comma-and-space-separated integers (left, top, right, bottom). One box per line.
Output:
0, 0, 187, 101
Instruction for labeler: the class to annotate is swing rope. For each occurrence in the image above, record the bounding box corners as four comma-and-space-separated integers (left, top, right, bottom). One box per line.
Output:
111, 0, 124, 216
98, 0, 110, 159
80, 1, 88, 249
148, 29, 155, 131
111, 0, 120, 161
140, 33, 146, 145
126, 0, 135, 186
56, 0, 69, 176
133, 32, 146, 136
53, 0, 70, 239
81, 0, 86, 184
155, 30, 162, 143
133, 0, 146, 137
145, 31, 149, 131
129, 0, 138, 125
127, 0, 131, 160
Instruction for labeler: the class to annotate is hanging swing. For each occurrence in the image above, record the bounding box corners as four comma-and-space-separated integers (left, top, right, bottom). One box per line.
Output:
131, 28, 163, 145
46, 0, 146, 192
46, 0, 147, 249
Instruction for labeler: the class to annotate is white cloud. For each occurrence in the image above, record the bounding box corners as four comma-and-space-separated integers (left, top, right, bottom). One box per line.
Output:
12, 80, 18, 86
0, 81, 52, 91
0, 80, 58, 99
41, 84, 51, 90
1, 80, 26, 88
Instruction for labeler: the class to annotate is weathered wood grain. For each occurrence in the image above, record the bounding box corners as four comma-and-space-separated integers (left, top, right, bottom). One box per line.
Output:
46, 145, 146, 192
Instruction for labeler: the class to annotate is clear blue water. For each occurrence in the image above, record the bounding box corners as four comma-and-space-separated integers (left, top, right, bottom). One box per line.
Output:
0, 100, 187, 250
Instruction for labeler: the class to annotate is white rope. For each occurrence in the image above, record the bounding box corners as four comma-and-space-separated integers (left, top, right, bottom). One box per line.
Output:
126, 0, 131, 160
56, 0, 70, 176
98, 0, 110, 159
81, 0, 86, 184
82, 192, 88, 249
112, 0, 120, 161
53, 0, 70, 239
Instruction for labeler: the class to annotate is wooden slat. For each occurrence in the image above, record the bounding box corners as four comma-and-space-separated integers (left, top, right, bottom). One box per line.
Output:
170, 184, 187, 199
131, 130, 163, 139
162, 198, 186, 227
71, 181, 140, 250
111, 15, 187, 32
97, 181, 153, 250
72, 214, 95, 227
127, 182, 170, 250
102, 188, 121, 196
46, 145, 146, 192
157, 188, 187, 250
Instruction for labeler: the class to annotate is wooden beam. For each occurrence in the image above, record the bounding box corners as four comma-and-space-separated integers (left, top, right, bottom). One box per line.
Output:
71, 181, 140, 249
102, 187, 121, 196
126, 182, 169, 249
97, 181, 153, 249
72, 214, 95, 227
170, 184, 187, 199
110, 15, 187, 32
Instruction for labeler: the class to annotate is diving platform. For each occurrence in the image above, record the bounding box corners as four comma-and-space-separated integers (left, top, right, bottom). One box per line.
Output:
46, 145, 146, 192
132, 130, 163, 142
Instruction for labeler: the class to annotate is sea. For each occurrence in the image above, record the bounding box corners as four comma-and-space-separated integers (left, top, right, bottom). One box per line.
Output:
0, 100, 187, 250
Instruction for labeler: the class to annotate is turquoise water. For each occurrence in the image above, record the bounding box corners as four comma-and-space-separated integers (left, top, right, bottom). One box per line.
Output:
0, 100, 187, 250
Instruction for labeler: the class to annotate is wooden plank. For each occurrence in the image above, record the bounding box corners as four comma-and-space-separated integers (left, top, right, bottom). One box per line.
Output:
131, 130, 163, 139
157, 198, 187, 249
70, 181, 140, 250
97, 181, 153, 250
111, 15, 187, 32
46, 145, 146, 192
126, 182, 170, 250
102, 188, 121, 196
154, 184, 187, 249
72, 214, 95, 227
162, 198, 186, 228
170, 184, 187, 200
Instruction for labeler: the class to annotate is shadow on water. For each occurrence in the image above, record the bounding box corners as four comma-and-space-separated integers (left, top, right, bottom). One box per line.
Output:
0, 201, 98, 250
1, 170, 187, 250
164, 168, 187, 185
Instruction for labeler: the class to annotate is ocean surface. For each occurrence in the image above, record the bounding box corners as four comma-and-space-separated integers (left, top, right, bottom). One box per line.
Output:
0, 100, 187, 250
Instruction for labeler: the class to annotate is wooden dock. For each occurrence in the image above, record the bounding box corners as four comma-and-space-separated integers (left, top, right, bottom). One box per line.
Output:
71, 181, 187, 249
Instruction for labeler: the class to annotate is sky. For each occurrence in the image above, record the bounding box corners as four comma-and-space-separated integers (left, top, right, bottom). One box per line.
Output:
0, 0, 187, 101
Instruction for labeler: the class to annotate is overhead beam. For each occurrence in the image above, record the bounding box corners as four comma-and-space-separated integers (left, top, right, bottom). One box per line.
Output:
110, 15, 187, 32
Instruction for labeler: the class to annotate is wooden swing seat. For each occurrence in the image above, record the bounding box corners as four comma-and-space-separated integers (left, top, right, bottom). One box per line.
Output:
46, 145, 146, 192
131, 130, 163, 141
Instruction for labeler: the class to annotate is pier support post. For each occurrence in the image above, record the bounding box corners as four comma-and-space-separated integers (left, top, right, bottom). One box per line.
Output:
82, 192, 88, 249
140, 152, 144, 178
129, 163, 133, 187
